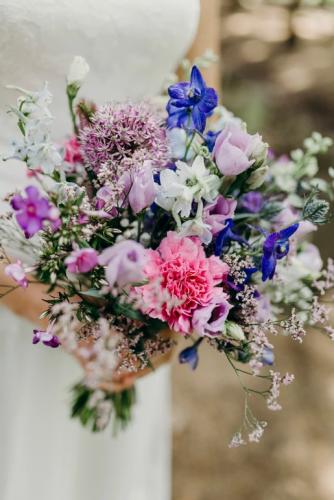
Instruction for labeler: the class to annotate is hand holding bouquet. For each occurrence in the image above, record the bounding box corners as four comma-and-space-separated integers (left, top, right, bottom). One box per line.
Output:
1, 57, 333, 445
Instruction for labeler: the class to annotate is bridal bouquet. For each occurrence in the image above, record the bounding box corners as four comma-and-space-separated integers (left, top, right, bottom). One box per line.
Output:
1, 57, 333, 445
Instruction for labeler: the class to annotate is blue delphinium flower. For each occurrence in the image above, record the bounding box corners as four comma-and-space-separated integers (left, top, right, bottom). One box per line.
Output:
179, 338, 203, 370
167, 66, 218, 133
261, 223, 299, 281
214, 219, 249, 256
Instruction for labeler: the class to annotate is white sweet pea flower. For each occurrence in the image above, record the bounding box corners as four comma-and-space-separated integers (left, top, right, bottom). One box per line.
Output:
180, 218, 213, 244
67, 56, 90, 87
156, 155, 221, 225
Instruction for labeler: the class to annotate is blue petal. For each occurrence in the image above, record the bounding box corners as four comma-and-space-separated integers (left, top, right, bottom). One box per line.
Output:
198, 87, 218, 114
277, 223, 299, 241
261, 253, 277, 281
192, 106, 206, 132
168, 82, 190, 100
190, 65, 206, 91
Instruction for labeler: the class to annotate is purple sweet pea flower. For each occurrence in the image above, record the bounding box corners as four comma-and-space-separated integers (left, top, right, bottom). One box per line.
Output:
204, 195, 237, 235
11, 186, 60, 238
261, 223, 299, 281
167, 66, 218, 133
4, 260, 29, 288
32, 328, 60, 348
123, 161, 156, 214
240, 192, 264, 213
213, 123, 263, 176
192, 295, 232, 338
65, 248, 98, 274
98, 240, 147, 289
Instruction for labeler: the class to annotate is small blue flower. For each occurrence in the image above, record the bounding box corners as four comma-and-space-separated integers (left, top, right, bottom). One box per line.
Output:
167, 66, 218, 133
179, 338, 203, 370
261, 347, 275, 366
261, 223, 299, 281
215, 219, 249, 256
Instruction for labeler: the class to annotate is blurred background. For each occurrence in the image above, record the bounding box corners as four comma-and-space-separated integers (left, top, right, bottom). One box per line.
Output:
172, 1, 334, 499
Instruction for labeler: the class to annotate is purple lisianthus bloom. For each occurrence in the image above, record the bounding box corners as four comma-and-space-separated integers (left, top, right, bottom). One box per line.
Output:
204, 195, 237, 235
33, 328, 60, 348
167, 66, 218, 133
240, 192, 264, 213
192, 295, 231, 338
5, 260, 28, 288
65, 248, 98, 274
261, 223, 299, 281
11, 186, 60, 238
178, 338, 203, 370
98, 240, 147, 289
213, 123, 264, 176
123, 161, 156, 214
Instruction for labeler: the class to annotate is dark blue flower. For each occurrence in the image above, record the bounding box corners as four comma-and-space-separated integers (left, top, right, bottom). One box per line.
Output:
214, 219, 249, 256
167, 66, 218, 133
178, 338, 203, 370
261, 223, 299, 281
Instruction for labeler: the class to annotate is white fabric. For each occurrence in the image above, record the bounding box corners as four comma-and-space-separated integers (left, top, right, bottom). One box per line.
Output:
0, 1, 200, 499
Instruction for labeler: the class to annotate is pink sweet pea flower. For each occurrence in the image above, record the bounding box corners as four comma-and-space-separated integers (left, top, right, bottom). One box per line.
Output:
122, 161, 156, 214
192, 294, 232, 337
98, 240, 147, 289
5, 260, 28, 288
203, 195, 237, 235
65, 248, 98, 273
213, 123, 264, 176
11, 186, 61, 238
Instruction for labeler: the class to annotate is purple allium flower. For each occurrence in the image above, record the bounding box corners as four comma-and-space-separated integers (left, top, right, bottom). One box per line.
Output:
80, 102, 169, 175
65, 248, 98, 274
192, 295, 231, 337
11, 186, 60, 238
122, 161, 156, 214
261, 223, 299, 281
32, 328, 60, 348
98, 240, 147, 289
240, 192, 264, 213
204, 195, 237, 236
167, 66, 218, 133
5, 260, 28, 288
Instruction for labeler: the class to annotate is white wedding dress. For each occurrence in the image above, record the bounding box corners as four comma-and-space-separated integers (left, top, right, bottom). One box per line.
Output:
0, 1, 200, 499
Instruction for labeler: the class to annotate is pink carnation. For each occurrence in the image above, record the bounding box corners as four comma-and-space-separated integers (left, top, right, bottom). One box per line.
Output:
138, 231, 229, 334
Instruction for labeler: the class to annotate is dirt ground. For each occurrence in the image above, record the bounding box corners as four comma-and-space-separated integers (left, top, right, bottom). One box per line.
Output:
172, 3, 334, 499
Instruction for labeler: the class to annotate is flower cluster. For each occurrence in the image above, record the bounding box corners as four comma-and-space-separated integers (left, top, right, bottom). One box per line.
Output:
1, 58, 333, 443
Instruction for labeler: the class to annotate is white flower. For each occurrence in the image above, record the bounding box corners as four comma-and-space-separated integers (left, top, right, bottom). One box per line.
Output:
167, 128, 199, 160
67, 56, 90, 87
179, 218, 212, 244
156, 155, 221, 225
